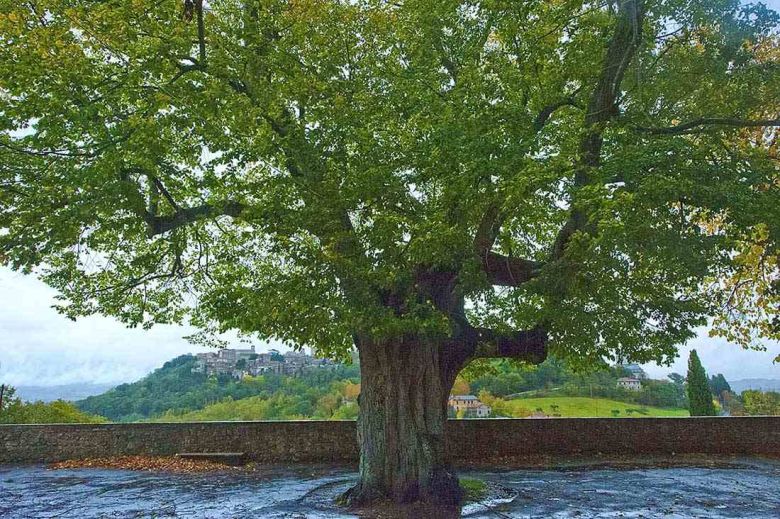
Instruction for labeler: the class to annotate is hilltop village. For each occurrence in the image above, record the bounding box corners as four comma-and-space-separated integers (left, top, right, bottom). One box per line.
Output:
192, 346, 334, 379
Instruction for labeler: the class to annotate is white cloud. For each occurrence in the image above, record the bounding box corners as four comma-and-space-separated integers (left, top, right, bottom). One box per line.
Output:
0, 267, 284, 386
641, 332, 779, 381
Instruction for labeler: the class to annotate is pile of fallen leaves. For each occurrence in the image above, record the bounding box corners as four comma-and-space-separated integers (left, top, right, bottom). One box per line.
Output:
50, 456, 239, 473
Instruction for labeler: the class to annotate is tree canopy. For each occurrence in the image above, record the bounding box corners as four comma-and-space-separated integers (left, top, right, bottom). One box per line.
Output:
709, 373, 731, 396
1, 0, 778, 369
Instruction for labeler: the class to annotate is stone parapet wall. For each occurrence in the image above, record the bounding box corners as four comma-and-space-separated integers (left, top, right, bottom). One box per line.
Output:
2, 417, 779, 464
445, 417, 780, 460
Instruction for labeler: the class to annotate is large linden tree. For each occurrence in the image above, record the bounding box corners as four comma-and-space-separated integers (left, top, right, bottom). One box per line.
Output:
1, 0, 778, 507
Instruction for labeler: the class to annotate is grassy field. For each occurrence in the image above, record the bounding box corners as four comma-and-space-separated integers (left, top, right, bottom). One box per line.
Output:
503, 396, 689, 418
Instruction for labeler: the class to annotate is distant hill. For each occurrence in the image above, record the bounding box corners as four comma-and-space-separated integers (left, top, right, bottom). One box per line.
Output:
72, 351, 695, 422
76, 355, 213, 421
15, 383, 116, 403
76, 354, 360, 422
730, 379, 780, 393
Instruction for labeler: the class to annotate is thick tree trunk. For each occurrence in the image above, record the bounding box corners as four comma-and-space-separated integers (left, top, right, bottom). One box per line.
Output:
343, 334, 464, 507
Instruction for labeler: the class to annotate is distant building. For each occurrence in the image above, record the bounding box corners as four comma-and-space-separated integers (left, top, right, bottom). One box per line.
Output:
619, 363, 647, 380
448, 395, 491, 418
193, 347, 333, 379
472, 403, 491, 418
617, 377, 642, 391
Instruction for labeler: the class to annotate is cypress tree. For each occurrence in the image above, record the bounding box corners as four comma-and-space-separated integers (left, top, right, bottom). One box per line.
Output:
709, 374, 731, 397
687, 350, 717, 416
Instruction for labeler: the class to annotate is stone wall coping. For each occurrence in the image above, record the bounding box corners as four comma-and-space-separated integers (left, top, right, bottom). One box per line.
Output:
3, 415, 779, 427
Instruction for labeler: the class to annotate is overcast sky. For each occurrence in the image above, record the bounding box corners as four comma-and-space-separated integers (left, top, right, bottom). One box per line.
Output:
0, 266, 777, 387
0, 267, 289, 386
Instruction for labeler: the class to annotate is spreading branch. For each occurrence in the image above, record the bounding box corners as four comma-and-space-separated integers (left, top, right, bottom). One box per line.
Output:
118, 166, 243, 237
144, 201, 245, 237
473, 200, 503, 258
473, 202, 543, 286
470, 93, 582, 287
551, 0, 645, 261
196, 0, 206, 63
182, 0, 206, 62
481, 252, 543, 287
469, 325, 548, 364
533, 96, 581, 132
149, 176, 180, 211
635, 117, 780, 135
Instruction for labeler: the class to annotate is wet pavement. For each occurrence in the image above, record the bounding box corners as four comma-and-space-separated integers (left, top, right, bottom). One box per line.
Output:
2, 459, 780, 518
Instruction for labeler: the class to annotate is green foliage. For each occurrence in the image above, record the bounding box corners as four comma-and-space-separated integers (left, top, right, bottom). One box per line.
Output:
467, 356, 687, 408
151, 377, 359, 422
77, 354, 360, 422
0, 383, 16, 412
741, 390, 780, 416
0, 0, 777, 367
0, 385, 105, 424
460, 478, 488, 503
477, 389, 527, 418
686, 350, 717, 416
709, 373, 732, 397
634, 379, 688, 409
468, 357, 569, 396
75, 351, 696, 422
154, 394, 306, 422
331, 401, 359, 420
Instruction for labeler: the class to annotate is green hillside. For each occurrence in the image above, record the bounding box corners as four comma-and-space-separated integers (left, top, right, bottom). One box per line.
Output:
1, 398, 106, 424
77, 355, 210, 421
74, 352, 694, 422
151, 393, 359, 422
76, 354, 360, 421
500, 396, 688, 418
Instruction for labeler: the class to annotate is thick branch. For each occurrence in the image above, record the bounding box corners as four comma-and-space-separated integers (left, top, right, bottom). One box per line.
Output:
473, 201, 503, 254
551, 0, 644, 261
470, 325, 548, 364
144, 201, 245, 236
471, 96, 581, 285
584, 1, 644, 128
196, 0, 206, 63
473, 203, 543, 287
635, 118, 780, 135
118, 167, 242, 237
481, 252, 543, 286
149, 176, 180, 211
533, 97, 580, 132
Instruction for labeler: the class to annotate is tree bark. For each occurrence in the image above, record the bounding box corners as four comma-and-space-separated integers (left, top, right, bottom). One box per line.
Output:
343, 334, 464, 507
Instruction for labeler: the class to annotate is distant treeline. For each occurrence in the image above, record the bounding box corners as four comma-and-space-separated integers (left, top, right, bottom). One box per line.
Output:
0, 385, 104, 424
76, 355, 361, 422
725, 390, 780, 416
3, 352, 777, 424
467, 357, 689, 409
44, 354, 693, 422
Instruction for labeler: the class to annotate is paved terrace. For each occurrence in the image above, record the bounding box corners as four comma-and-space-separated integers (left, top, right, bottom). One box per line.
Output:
2, 459, 780, 518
